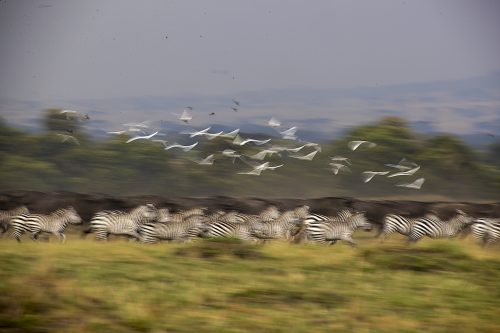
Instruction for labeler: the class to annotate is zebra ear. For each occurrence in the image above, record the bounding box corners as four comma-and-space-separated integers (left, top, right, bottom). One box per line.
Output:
146, 203, 156, 209
456, 209, 466, 215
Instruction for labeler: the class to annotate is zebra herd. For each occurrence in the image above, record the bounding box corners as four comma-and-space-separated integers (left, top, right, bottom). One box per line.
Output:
0, 204, 499, 247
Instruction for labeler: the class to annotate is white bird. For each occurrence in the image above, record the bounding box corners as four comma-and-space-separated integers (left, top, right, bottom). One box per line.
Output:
126, 131, 159, 143
385, 158, 419, 170
60, 110, 89, 121
330, 163, 351, 175
204, 131, 224, 140
176, 109, 192, 123
330, 156, 352, 165
361, 171, 390, 183
268, 117, 281, 128
122, 121, 151, 129
348, 140, 376, 151
233, 135, 271, 146
191, 154, 215, 165
387, 165, 421, 178
289, 150, 318, 161
220, 129, 240, 139
164, 142, 198, 151
183, 127, 211, 138
280, 126, 298, 140
56, 134, 80, 145
238, 162, 283, 175
247, 149, 279, 160
221, 149, 242, 163
107, 130, 127, 135
396, 178, 425, 189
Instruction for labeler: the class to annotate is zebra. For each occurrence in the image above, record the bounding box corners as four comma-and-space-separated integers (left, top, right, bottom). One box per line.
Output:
298, 209, 354, 244
259, 205, 281, 222
0, 206, 29, 234
381, 213, 441, 240
408, 210, 474, 243
10, 207, 82, 243
250, 210, 302, 241
88, 204, 159, 241
163, 207, 207, 223
139, 214, 205, 244
470, 218, 500, 247
201, 217, 261, 241
305, 211, 371, 246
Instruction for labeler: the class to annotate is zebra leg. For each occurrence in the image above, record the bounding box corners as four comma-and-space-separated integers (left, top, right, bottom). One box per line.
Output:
30, 231, 40, 242
57, 233, 66, 243
342, 236, 357, 247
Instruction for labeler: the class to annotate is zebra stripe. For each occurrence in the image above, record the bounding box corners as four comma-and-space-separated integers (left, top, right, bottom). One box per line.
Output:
305, 211, 371, 246
89, 204, 159, 241
250, 211, 301, 240
201, 219, 259, 241
10, 207, 82, 243
470, 218, 500, 246
408, 210, 473, 242
381, 213, 440, 240
0, 206, 29, 234
139, 215, 205, 244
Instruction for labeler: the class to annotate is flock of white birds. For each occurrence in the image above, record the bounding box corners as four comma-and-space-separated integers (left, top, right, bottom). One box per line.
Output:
54, 107, 425, 189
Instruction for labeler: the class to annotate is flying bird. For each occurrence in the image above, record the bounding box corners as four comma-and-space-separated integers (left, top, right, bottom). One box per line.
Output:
164, 142, 198, 152
289, 150, 318, 161
361, 171, 390, 183
221, 149, 242, 163
396, 178, 425, 189
233, 135, 271, 146
237, 162, 283, 175
152, 139, 169, 148
268, 117, 281, 128
330, 156, 352, 164
280, 127, 298, 140
348, 140, 376, 151
330, 163, 351, 175
122, 121, 151, 129
179, 110, 193, 123
231, 107, 238, 112
191, 154, 215, 166
56, 134, 80, 145
387, 165, 421, 178
232, 99, 240, 106
220, 129, 240, 139
385, 158, 418, 170
209, 112, 215, 116
247, 149, 279, 161
126, 131, 159, 143
184, 127, 211, 138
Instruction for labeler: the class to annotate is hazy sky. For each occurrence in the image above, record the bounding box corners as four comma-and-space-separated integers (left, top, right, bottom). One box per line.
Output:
0, 0, 499, 135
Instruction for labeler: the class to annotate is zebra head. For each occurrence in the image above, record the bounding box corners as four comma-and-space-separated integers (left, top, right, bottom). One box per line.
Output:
157, 208, 171, 222
351, 212, 372, 231
141, 204, 160, 222
260, 205, 280, 220
65, 206, 83, 224
293, 205, 310, 219
453, 209, 474, 227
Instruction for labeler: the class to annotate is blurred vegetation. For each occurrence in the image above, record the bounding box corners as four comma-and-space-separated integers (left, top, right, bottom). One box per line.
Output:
0, 112, 499, 199
0, 236, 498, 333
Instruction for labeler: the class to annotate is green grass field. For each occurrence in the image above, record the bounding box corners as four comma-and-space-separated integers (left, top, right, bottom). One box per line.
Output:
0, 234, 499, 333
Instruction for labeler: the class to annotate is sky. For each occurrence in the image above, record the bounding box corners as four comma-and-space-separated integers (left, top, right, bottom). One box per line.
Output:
0, 0, 499, 136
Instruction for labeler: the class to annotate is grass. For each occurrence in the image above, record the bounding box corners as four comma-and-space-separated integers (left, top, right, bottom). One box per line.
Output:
0, 233, 499, 333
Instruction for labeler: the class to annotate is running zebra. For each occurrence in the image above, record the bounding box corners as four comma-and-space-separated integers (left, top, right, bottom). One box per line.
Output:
0, 206, 29, 234
201, 217, 261, 241
250, 210, 301, 240
408, 210, 473, 243
10, 207, 82, 243
470, 218, 500, 247
305, 211, 371, 246
259, 205, 281, 222
88, 204, 159, 241
139, 214, 205, 244
381, 213, 441, 240
164, 207, 207, 223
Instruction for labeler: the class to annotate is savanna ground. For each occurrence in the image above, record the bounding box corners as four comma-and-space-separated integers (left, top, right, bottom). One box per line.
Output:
0, 232, 499, 333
